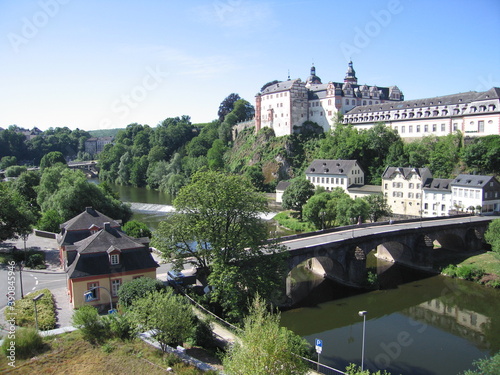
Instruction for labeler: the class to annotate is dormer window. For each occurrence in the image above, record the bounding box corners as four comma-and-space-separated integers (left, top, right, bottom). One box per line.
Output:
110, 254, 119, 265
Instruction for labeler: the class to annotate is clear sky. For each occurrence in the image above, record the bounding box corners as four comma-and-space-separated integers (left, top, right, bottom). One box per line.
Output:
1, 0, 499, 131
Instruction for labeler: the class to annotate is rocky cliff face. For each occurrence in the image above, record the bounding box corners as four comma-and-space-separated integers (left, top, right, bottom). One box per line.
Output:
225, 126, 300, 183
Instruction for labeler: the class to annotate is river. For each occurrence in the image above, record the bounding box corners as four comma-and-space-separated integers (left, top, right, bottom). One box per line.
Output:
105, 181, 500, 375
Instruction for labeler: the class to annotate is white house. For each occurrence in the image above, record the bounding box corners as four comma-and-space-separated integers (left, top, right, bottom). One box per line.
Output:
305, 159, 365, 192
422, 178, 453, 217
450, 174, 500, 213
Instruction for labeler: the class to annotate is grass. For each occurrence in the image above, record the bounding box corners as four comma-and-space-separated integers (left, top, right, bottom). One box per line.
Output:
0, 330, 215, 374
440, 251, 500, 288
273, 211, 316, 232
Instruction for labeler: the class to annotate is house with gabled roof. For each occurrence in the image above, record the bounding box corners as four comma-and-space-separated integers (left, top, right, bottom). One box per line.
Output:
57, 206, 122, 267
66, 221, 158, 309
450, 174, 500, 213
382, 167, 433, 217
422, 178, 453, 217
305, 159, 365, 192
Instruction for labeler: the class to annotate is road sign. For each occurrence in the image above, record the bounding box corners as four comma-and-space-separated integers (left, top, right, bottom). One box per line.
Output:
84, 291, 95, 302
315, 338, 323, 354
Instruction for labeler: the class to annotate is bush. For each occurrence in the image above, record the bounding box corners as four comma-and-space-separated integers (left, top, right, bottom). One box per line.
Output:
26, 253, 45, 269
4, 289, 56, 330
117, 277, 165, 309
72, 305, 106, 344
102, 313, 133, 340
1, 328, 44, 359
442, 264, 485, 282
188, 316, 215, 348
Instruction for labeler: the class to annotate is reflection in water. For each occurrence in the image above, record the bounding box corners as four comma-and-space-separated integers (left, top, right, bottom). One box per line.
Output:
404, 299, 491, 351
281, 264, 500, 375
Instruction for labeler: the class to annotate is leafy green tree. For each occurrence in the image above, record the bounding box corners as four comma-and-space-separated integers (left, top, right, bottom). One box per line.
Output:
0, 156, 17, 169
116, 151, 132, 185
0, 182, 36, 241
218, 93, 241, 122
122, 220, 152, 238
303, 191, 336, 229
37, 166, 132, 222
5, 165, 27, 177
223, 295, 310, 375
152, 170, 286, 320
117, 277, 164, 309
485, 219, 500, 254
461, 352, 500, 375
129, 290, 195, 350
282, 177, 315, 219
39, 151, 66, 171
364, 194, 392, 222
462, 135, 500, 174
207, 139, 226, 170
244, 165, 266, 191
37, 209, 64, 233
11, 170, 40, 209
129, 155, 148, 187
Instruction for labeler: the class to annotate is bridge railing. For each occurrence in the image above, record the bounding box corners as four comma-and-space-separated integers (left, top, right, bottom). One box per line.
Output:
270, 214, 475, 243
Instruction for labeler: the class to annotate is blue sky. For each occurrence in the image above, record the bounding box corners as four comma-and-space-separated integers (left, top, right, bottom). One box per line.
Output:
1, 0, 499, 131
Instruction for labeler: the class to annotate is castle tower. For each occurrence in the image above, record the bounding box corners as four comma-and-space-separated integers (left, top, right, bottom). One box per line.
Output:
344, 61, 358, 84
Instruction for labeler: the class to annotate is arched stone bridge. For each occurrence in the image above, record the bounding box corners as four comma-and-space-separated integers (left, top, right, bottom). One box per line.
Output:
280, 216, 494, 290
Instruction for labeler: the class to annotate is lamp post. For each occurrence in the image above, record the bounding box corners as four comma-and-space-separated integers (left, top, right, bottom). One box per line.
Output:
33, 293, 45, 331
358, 310, 368, 371
18, 262, 24, 298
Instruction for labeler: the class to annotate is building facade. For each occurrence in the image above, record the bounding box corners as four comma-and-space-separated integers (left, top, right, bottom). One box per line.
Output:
305, 159, 365, 192
344, 87, 500, 140
422, 178, 453, 218
450, 174, 500, 213
255, 62, 404, 137
382, 167, 432, 217
84, 136, 113, 156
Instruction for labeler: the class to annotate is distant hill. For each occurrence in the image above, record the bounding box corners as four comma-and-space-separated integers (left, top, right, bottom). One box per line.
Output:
88, 128, 123, 138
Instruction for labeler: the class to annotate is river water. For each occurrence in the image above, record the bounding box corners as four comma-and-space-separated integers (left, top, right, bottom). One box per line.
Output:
105, 181, 500, 375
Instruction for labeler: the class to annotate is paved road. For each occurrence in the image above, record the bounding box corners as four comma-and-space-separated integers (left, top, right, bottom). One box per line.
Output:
281, 215, 494, 250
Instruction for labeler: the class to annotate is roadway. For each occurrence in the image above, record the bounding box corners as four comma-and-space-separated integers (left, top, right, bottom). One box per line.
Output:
280, 215, 494, 251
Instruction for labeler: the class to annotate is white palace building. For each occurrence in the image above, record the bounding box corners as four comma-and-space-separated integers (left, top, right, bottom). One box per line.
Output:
255, 62, 500, 139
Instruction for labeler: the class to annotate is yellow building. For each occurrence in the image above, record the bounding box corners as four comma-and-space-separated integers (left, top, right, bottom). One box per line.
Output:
62, 214, 158, 309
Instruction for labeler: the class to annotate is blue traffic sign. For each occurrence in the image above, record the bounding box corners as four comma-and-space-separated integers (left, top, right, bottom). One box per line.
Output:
315, 339, 323, 347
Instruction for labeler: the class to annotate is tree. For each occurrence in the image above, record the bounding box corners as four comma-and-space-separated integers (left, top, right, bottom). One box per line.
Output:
152, 170, 286, 320
345, 364, 391, 375
363, 194, 392, 222
39, 151, 66, 171
207, 139, 226, 170
462, 135, 500, 175
461, 352, 500, 375
122, 220, 152, 238
37, 209, 64, 233
218, 93, 241, 122
5, 165, 27, 177
117, 277, 164, 309
0, 156, 17, 169
37, 165, 132, 223
222, 295, 310, 375
282, 177, 315, 219
0, 182, 36, 241
485, 219, 500, 254
129, 290, 195, 350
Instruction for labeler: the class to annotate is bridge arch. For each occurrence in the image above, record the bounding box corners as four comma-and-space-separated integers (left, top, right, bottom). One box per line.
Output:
376, 241, 413, 263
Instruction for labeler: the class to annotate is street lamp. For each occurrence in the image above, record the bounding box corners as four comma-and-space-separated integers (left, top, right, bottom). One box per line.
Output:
358, 310, 368, 371
33, 293, 45, 331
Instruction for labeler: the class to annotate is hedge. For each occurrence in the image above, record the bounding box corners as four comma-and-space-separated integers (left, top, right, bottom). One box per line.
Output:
4, 288, 56, 330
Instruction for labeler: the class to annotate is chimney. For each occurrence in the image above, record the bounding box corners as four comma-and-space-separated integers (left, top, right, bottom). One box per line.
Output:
104, 222, 111, 231
85, 207, 93, 214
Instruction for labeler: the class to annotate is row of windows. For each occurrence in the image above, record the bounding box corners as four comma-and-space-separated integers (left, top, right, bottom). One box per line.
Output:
347, 104, 497, 123
392, 192, 421, 198
423, 203, 447, 211
308, 176, 346, 185
263, 92, 288, 99
388, 182, 421, 189
398, 123, 459, 134
453, 189, 482, 199
425, 193, 448, 201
